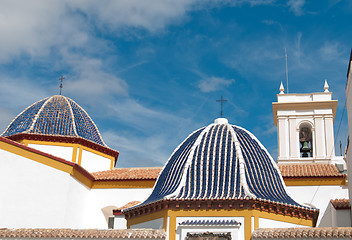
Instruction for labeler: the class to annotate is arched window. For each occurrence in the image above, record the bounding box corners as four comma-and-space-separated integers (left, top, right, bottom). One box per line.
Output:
299, 123, 313, 158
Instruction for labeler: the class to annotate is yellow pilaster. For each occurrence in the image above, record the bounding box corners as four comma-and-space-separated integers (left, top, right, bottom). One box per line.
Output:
78, 147, 82, 165
72, 146, 78, 163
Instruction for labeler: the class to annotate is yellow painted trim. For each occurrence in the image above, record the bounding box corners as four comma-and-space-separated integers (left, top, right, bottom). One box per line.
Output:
92, 180, 156, 189
0, 139, 153, 190
284, 177, 346, 186
127, 209, 168, 230
0, 140, 73, 175
71, 167, 93, 188
72, 146, 78, 163
25, 140, 115, 161
254, 216, 259, 230
78, 147, 82, 165
169, 214, 176, 240
110, 159, 114, 170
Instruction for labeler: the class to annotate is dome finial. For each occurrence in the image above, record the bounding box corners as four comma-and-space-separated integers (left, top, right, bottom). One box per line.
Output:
324, 79, 329, 93
216, 96, 228, 118
59, 75, 65, 95
279, 82, 285, 94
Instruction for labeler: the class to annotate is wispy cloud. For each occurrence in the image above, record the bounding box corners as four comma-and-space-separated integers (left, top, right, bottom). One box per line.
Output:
102, 130, 170, 167
319, 41, 345, 63
198, 76, 235, 92
287, 0, 305, 16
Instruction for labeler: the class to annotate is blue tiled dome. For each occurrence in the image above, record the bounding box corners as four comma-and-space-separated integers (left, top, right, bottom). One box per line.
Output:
2, 95, 106, 146
141, 118, 308, 208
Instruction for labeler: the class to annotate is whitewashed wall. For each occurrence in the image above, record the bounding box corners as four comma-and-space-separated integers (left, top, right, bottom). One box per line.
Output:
286, 185, 348, 226
0, 148, 153, 229
28, 144, 73, 162
258, 218, 306, 228
81, 149, 111, 172
27, 144, 113, 172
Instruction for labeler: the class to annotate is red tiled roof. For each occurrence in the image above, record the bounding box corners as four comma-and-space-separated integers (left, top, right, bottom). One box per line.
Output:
113, 201, 142, 215
92, 167, 162, 181
251, 227, 352, 239
117, 201, 141, 211
0, 229, 166, 239
278, 163, 343, 178
331, 199, 351, 209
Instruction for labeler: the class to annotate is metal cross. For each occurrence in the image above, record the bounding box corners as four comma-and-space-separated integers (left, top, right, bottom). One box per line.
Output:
216, 96, 227, 118
59, 75, 65, 95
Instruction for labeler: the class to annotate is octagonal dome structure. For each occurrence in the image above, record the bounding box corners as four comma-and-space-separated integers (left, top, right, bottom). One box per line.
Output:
2, 95, 106, 146
133, 118, 313, 209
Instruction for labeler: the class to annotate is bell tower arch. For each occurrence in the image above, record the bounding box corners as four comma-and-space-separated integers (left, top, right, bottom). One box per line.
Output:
272, 81, 338, 163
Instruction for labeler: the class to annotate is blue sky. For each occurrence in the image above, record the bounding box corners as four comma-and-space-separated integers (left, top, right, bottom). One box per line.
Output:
0, 0, 351, 167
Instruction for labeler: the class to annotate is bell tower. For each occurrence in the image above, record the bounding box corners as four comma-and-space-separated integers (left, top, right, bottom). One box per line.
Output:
272, 81, 338, 163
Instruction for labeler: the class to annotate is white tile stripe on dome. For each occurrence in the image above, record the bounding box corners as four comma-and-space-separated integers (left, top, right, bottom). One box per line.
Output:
229, 124, 256, 199
165, 123, 214, 200
26, 96, 53, 133
64, 96, 78, 136
1, 98, 47, 136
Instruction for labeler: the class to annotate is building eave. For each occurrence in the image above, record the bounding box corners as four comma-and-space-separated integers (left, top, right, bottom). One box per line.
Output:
122, 198, 319, 227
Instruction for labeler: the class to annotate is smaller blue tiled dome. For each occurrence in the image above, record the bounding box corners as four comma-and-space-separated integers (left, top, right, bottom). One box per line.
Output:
2, 95, 106, 146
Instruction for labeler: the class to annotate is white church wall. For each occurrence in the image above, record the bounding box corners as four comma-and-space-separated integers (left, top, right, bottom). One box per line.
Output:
27, 144, 73, 162
89, 188, 153, 229
0, 148, 87, 228
285, 185, 348, 226
0, 146, 155, 229
175, 217, 244, 240
114, 215, 126, 229
81, 149, 111, 172
317, 203, 351, 227
258, 218, 304, 228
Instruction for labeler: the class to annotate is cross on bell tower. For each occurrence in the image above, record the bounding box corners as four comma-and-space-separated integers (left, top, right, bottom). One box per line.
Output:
216, 96, 227, 118
59, 75, 65, 95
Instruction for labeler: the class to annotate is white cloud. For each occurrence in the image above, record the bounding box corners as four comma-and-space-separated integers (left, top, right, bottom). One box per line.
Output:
0, 1, 88, 62
287, 0, 305, 16
0, 0, 278, 63
106, 98, 185, 132
103, 130, 170, 167
319, 42, 344, 62
60, 52, 129, 99
198, 76, 235, 92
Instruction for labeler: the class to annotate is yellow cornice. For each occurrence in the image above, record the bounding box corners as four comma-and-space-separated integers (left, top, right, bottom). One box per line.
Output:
92, 180, 156, 189
284, 176, 346, 186
272, 100, 338, 126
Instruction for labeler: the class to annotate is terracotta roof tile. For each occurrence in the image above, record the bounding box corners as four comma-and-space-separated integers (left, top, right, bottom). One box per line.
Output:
331, 199, 350, 209
251, 227, 352, 239
0, 229, 166, 239
278, 163, 343, 178
92, 167, 162, 181
117, 201, 141, 211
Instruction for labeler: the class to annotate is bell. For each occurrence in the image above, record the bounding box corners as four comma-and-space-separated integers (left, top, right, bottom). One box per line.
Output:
301, 141, 310, 157
301, 141, 310, 151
